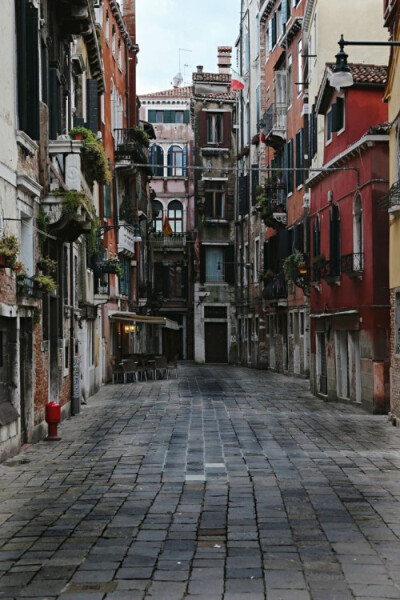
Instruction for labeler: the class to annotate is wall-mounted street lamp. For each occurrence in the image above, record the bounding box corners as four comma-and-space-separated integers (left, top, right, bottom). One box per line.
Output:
330, 34, 400, 88
124, 323, 138, 333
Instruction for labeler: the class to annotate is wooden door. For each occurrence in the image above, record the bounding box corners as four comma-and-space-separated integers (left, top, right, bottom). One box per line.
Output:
205, 323, 227, 363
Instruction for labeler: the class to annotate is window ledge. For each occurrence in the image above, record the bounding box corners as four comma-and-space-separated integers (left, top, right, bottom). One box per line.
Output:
17, 131, 38, 156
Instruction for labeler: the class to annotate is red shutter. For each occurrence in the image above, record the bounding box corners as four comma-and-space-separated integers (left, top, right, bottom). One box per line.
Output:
222, 112, 232, 148
199, 111, 207, 147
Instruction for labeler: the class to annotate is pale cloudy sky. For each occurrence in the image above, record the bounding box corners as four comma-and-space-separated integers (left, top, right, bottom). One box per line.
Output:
135, 0, 241, 95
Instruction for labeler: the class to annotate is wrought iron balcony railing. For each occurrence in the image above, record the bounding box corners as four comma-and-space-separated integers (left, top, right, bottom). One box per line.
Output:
341, 253, 364, 275
114, 128, 149, 163
150, 233, 187, 248
263, 272, 287, 301
263, 104, 287, 148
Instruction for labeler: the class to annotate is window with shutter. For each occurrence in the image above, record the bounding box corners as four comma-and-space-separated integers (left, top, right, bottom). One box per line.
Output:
150, 145, 164, 176
86, 79, 99, 134
148, 109, 156, 123
332, 97, 344, 132
167, 146, 183, 176
16, 0, 40, 140
330, 205, 341, 275
295, 129, 304, 187
103, 184, 111, 219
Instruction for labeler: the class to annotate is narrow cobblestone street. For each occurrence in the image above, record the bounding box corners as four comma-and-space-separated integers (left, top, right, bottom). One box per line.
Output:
1, 364, 400, 600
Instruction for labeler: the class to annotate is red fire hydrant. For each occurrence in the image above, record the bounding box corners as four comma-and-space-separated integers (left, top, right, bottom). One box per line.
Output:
45, 401, 61, 441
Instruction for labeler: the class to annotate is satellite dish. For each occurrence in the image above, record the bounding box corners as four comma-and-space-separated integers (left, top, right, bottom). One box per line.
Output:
172, 72, 183, 87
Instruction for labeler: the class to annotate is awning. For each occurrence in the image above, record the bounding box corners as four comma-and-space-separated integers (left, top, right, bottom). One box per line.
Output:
109, 311, 179, 331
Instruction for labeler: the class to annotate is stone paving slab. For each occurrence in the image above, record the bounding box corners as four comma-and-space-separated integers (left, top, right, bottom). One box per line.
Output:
1, 363, 400, 598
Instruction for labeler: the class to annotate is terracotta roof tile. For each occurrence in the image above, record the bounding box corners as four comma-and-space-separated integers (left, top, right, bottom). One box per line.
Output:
328, 63, 388, 85
194, 91, 237, 101
349, 63, 388, 85
140, 85, 194, 98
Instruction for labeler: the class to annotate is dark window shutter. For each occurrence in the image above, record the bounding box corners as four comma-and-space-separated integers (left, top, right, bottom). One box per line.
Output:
148, 109, 156, 123
295, 129, 304, 187
272, 12, 277, 47
184, 110, 190, 124
222, 112, 232, 148
332, 97, 344, 132
251, 164, 259, 206
103, 184, 111, 218
224, 245, 235, 285
154, 263, 164, 293
330, 205, 341, 274
294, 223, 304, 252
164, 110, 174, 124
86, 79, 99, 133
264, 242, 269, 270
16, 0, 40, 139
287, 139, 293, 193
49, 67, 60, 140
239, 175, 249, 216
181, 266, 188, 296
312, 107, 318, 157
199, 245, 206, 284
278, 229, 290, 264
199, 111, 207, 147
183, 145, 188, 176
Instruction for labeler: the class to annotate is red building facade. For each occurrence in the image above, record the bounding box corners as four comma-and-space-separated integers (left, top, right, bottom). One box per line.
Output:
308, 64, 390, 412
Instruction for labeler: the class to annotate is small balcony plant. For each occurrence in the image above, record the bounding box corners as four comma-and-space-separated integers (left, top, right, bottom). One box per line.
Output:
0, 234, 19, 268
34, 273, 57, 293
69, 126, 111, 186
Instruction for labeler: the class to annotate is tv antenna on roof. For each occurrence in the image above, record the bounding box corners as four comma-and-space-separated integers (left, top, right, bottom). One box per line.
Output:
172, 48, 192, 87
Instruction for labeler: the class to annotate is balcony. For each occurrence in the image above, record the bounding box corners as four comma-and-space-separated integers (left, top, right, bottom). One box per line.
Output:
16, 276, 44, 300
315, 259, 340, 283
255, 183, 287, 230
42, 191, 94, 242
262, 104, 287, 149
387, 180, 400, 213
118, 221, 137, 257
114, 128, 149, 164
341, 253, 364, 278
150, 233, 187, 249
263, 272, 287, 302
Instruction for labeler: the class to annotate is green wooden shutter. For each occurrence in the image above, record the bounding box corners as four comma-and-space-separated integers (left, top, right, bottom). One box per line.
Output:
86, 79, 99, 133
49, 67, 60, 140
103, 184, 111, 219
184, 110, 190, 124
183, 145, 188, 177
148, 110, 156, 123
16, 0, 40, 139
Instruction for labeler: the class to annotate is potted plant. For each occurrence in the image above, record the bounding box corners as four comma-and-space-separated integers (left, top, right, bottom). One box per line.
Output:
0, 234, 19, 268
34, 273, 57, 293
37, 257, 57, 274
69, 126, 111, 186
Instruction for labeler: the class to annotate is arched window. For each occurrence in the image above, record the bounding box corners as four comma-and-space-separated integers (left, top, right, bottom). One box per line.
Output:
150, 145, 164, 177
168, 200, 183, 233
167, 145, 183, 176
152, 200, 163, 232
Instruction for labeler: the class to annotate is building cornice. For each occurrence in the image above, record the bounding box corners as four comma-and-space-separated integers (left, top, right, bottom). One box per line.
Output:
307, 134, 389, 187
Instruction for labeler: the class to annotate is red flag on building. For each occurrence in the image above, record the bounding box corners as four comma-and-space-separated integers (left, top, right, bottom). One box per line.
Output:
162, 215, 173, 236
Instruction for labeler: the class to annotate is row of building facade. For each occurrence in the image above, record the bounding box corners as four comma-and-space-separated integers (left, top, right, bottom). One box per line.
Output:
1, 0, 400, 461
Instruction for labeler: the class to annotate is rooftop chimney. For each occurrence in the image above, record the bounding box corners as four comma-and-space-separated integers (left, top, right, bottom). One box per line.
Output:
218, 46, 232, 75
197, 65, 204, 74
